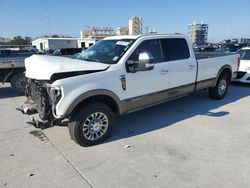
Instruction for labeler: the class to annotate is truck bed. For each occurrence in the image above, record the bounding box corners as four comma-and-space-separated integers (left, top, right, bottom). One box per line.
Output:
195, 52, 235, 59
196, 53, 238, 83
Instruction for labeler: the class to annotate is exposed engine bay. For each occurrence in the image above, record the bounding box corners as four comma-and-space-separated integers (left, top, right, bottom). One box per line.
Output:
25, 79, 53, 121
21, 67, 107, 128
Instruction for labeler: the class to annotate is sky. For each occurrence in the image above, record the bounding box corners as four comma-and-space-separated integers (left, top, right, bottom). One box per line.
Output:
0, 0, 250, 42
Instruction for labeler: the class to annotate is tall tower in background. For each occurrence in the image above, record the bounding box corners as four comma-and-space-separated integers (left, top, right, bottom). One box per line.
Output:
188, 21, 208, 46
129, 16, 143, 35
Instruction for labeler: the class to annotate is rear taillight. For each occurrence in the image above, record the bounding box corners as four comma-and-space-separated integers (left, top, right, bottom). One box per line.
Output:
237, 57, 240, 71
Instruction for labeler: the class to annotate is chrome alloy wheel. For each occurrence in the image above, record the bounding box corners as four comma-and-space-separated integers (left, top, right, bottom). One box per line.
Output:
218, 79, 227, 96
82, 112, 109, 141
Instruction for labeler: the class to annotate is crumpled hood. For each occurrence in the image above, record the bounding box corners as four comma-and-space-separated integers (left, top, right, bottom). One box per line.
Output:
25, 55, 109, 80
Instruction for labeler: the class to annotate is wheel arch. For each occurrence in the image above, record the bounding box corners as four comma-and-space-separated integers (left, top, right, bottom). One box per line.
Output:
212, 65, 232, 87
65, 89, 125, 116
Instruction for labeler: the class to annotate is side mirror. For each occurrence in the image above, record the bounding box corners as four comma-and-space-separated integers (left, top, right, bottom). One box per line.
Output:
127, 52, 155, 73
137, 52, 155, 71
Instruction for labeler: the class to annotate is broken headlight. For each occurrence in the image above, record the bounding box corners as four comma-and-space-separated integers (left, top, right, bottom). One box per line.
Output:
49, 86, 62, 105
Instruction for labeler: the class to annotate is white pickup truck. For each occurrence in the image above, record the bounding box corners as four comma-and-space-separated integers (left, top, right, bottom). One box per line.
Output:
23, 34, 240, 146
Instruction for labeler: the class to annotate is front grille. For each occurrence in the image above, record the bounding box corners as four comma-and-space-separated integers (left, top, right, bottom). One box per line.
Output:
235, 71, 247, 79
27, 79, 51, 120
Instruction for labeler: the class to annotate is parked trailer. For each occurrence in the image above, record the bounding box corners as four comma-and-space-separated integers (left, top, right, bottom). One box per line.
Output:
0, 49, 33, 94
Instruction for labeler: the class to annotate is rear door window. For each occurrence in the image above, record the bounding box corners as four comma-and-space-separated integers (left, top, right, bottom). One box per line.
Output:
160, 38, 190, 61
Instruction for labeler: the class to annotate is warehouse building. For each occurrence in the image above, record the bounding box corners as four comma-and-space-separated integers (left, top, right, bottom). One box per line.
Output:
32, 38, 96, 51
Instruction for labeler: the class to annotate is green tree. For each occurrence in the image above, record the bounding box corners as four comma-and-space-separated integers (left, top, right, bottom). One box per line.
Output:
24, 36, 32, 43
51, 34, 60, 38
8, 36, 31, 45
61, 35, 73, 38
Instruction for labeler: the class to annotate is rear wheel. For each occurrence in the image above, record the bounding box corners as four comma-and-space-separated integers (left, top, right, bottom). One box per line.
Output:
68, 103, 115, 147
209, 74, 229, 99
10, 73, 27, 95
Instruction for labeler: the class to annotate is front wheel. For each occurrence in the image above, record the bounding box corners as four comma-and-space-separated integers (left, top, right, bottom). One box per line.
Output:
209, 74, 229, 99
68, 103, 115, 147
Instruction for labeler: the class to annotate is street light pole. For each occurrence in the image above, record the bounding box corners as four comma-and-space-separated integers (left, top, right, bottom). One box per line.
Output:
45, 9, 51, 37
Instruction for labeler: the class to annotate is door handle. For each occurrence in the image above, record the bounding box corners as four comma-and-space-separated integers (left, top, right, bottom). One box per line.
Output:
160, 70, 169, 74
188, 65, 196, 69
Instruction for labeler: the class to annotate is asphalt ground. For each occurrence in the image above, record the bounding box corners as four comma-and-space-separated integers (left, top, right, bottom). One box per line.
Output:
0, 82, 250, 188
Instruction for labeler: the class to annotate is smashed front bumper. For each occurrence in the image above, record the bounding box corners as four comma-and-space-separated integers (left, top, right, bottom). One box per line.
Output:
20, 79, 62, 128
25, 79, 52, 119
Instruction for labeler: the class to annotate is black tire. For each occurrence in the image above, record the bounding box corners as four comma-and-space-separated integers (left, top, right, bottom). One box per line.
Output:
68, 102, 115, 147
10, 73, 27, 95
209, 74, 229, 100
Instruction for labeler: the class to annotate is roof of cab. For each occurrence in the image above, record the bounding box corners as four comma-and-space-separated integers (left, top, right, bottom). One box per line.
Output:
104, 33, 186, 40
103, 35, 140, 40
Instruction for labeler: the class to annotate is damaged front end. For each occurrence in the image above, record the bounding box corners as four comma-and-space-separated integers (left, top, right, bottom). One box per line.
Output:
21, 79, 62, 128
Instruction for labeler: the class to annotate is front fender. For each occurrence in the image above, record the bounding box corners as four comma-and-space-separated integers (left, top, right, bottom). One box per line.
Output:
63, 89, 124, 116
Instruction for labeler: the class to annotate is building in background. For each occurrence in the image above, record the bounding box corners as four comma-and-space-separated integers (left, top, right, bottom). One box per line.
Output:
32, 38, 96, 51
146, 28, 158, 34
145, 27, 157, 34
238, 38, 250, 44
129, 16, 143, 35
79, 16, 142, 38
0, 37, 11, 44
80, 26, 115, 39
116, 27, 129, 35
188, 21, 208, 46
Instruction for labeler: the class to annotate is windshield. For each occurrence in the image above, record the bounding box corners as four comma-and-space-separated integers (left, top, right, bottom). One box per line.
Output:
238, 49, 250, 60
76, 39, 135, 64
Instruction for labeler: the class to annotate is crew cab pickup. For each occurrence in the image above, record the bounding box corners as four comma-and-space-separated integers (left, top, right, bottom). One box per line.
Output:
23, 34, 240, 146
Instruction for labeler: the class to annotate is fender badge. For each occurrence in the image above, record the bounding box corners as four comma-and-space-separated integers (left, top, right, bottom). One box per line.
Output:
120, 75, 126, 91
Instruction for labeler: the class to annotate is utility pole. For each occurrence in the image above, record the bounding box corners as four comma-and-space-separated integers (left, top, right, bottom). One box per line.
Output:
225, 25, 229, 39
45, 9, 51, 37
